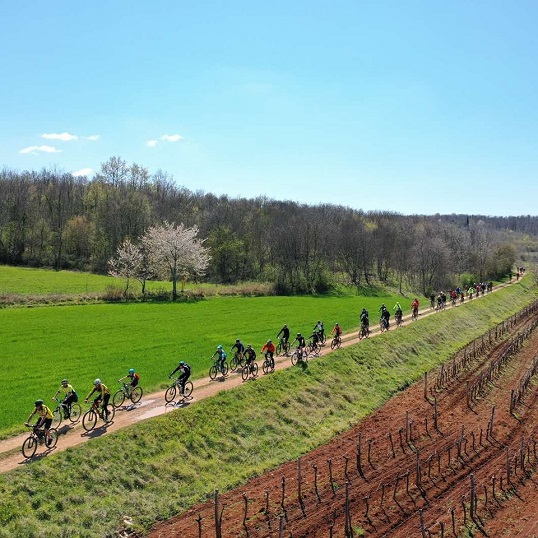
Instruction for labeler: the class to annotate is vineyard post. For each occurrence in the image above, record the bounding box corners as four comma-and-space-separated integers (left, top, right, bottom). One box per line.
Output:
506, 447, 511, 486
197, 514, 202, 538
297, 457, 303, 510
328, 459, 336, 496
388, 432, 396, 458
242, 493, 249, 537
357, 434, 365, 479
214, 489, 223, 538
312, 464, 321, 503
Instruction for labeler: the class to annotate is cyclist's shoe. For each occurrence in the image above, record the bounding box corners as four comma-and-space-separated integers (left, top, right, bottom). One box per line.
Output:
45, 437, 52, 447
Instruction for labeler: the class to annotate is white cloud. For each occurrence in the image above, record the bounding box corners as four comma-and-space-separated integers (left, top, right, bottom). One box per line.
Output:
84, 135, 100, 141
19, 145, 62, 155
146, 139, 158, 148
160, 134, 183, 142
72, 168, 94, 177
41, 132, 78, 141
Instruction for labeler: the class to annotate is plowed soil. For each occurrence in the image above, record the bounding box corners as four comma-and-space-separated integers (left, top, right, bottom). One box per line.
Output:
148, 306, 538, 538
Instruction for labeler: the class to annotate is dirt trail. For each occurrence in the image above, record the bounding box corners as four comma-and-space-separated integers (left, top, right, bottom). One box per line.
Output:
0, 285, 511, 475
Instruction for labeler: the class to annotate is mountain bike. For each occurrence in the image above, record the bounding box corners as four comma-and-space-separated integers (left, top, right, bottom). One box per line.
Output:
82, 400, 115, 432
330, 333, 342, 350
241, 360, 259, 381
276, 337, 290, 356
359, 323, 370, 340
308, 341, 322, 357
380, 317, 389, 332
51, 396, 81, 427
22, 424, 58, 458
165, 377, 194, 403
411, 308, 419, 321
395, 313, 403, 328
290, 347, 308, 365
209, 358, 229, 380
229, 351, 245, 372
112, 382, 143, 408
261, 353, 275, 374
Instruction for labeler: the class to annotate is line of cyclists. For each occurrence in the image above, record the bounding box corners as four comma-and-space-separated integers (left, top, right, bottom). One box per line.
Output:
25, 287, 490, 446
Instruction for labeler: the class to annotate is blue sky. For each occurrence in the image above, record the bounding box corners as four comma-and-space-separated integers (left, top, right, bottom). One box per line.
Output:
2, 1, 537, 216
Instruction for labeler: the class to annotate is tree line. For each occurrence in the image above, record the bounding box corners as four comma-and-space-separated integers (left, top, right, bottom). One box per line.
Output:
0, 157, 527, 296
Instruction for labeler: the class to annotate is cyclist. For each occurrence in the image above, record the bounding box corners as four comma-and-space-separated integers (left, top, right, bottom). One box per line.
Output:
313, 321, 325, 342
53, 379, 78, 419
25, 399, 54, 446
84, 379, 111, 419
393, 302, 403, 325
429, 293, 435, 308
244, 344, 257, 366
169, 361, 191, 395
211, 345, 227, 373
231, 338, 245, 356
260, 339, 276, 369
360, 308, 369, 330
276, 324, 290, 347
411, 298, 419, 319
379, 304, 390, 329
292, 332, 307, 359
331, 322, 342, 342
118, 368, 140, 397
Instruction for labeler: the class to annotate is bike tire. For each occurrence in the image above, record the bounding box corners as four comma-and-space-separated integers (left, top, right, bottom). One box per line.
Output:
69, 403, 82, 423
290, 352, 298, 366
22, 436, 37, 458
131, 386, 143, 403
183, 381, 193, 397
47, 428, 59, 448
241, 365, 250, 381
113, 389, 126, 408
82, 409, 97, 432
222, 361, 229, 376
331, 338, 337, 350
252, 362, 259, 377
230, 356, 239, 372
52, 406, 63, 428
276, 342, 283, 356
262, 360, 271, 374
165, 385, 177, 403
209, 365, 218, 380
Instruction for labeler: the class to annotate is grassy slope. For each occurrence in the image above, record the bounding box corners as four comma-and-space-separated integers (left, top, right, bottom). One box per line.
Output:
1, 291, 414, 437
0, 277, 535, 537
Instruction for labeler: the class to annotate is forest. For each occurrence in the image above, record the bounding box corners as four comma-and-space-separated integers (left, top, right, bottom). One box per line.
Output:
1, 156, 535, 295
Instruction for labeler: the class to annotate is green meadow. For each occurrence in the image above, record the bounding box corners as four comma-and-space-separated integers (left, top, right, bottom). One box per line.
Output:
0, 276, 535, 537
1, 266, 417, 437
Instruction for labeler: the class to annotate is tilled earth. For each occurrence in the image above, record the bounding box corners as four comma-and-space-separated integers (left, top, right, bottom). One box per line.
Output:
148, 308, 538, 538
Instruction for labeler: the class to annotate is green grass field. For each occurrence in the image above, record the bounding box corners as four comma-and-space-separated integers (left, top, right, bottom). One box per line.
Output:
0, 276, 535, 537
1, 266, 422, 437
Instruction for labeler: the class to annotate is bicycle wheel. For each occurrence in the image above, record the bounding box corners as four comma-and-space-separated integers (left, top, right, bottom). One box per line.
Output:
241, 364, 250, 381
165, 384, 177, 403
103, 405, 115, 424
276, 342, 283, 356
69, 403, 82, 422
46, 428, 59, 448
130, 386, 143, 403
290, 351, 298, 365
330, 338, 337, 350
82, 409, 97, 432
251, 362, 259, 377
230, 355, 240, 372
183, 381, 193, 398
209, 364, 218, 380
262, 359, 271, 374
52, 406, 63, 428
22, 436, 37, 458
113, 389, 126, 408
222, 361, 229, 376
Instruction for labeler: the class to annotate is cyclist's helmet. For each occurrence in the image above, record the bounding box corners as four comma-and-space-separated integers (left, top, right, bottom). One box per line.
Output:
217, 345, 223, 350
267, 339, 272, 344
297, 332, 302, 337
94, 378, 101, 385
283, 324, 287, 328
247, 344, 252, 348
236, 339, 240, 343
61, 379, 68, 385
179, 361, 186, 366
35, 399, 44, 407
128, 368, 135, 374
